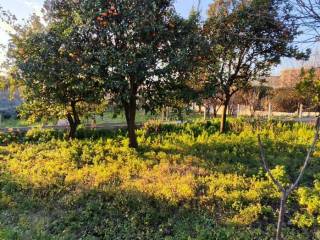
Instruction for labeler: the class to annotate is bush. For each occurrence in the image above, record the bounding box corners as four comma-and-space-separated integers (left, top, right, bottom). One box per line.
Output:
25, 128, 63, 142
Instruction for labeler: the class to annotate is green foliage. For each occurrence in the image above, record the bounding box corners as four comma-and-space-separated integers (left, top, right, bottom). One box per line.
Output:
45, 0, 203, 147
24, 128, 63, 143
8, 11, 106, 138
0, 120, 319, 239
0, 131, 21, 145
292, 180, 320, 231
296, 68, 320, 111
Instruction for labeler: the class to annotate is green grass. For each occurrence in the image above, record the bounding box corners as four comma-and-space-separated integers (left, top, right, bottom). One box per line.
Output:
0, 118, 32, 128
93, 110, 158, 124
0, 119, 319, 239
90, 110, 204, 125
0, 110, 204, 128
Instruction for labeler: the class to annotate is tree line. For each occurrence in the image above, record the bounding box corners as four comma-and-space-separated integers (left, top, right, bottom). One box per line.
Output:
0, 0, 312, 148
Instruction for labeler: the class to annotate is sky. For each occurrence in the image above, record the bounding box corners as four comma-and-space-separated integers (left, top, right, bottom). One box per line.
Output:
0, 0, 319, 76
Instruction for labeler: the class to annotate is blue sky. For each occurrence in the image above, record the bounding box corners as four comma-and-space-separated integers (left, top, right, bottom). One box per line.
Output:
0, 0, 318, 76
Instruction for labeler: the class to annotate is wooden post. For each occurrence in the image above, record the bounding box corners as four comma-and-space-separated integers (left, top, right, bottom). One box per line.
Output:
268, 103, 272, 120
237, 104, 241, 118
299, 104, 303, 119
0, 113, 2, 127
203, 106, 207, 121
161, 108, 165, 122
166, 107, 169, 122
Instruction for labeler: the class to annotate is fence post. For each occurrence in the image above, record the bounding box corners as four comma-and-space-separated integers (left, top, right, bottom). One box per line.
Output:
299, 104, 303, 119
166, 107, 169, 121
268, 103, 272, 120
161, 108, 165, 122
237, 104, 241, 118
0, 113, 1, 128
203, 106, 207, 121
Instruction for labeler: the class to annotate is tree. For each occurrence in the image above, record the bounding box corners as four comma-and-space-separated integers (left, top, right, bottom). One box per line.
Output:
202, 0, 308, 133
233, 85, 271, 116
258, 117, 320, 240
46, 0, 202, 147
270, 88, 305, 112
296, 68, 320, 112
8, 14, 105, 139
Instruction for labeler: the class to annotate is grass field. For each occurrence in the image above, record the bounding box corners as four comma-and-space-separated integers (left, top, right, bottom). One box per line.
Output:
0, 118, 34, 128
0, 110, 204, 128
0, 119, 319, 239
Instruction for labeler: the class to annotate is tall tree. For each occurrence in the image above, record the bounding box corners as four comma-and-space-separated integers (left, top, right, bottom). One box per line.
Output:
296, 68, 320, 112
8, 14, 105, 138
46, 0, 202, 147
202, 0, 308, 133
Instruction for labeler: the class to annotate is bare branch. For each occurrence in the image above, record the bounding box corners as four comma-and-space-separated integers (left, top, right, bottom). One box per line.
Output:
288, 117, 320, 193
257, 135, 286, 193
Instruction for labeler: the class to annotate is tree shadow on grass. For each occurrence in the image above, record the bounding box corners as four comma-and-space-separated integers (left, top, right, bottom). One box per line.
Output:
0, 173, 243, 240
0, 166, 312, 240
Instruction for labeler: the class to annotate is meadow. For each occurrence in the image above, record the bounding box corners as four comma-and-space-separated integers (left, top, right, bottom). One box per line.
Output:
0, 119, 320, 240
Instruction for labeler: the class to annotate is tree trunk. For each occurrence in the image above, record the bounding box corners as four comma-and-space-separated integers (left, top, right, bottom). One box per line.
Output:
220, 97, 230, 133
124, 101, 138, 148
276, 192, 287, 240
66, 102, 81, 140
213, 106, 217, 118
207, 106, 210, 119
68, 121, 77, 139
67, 114, 79, 140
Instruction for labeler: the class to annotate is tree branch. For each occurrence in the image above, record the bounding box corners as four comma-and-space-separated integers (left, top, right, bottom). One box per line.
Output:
258, 117, 320, 195
258, 134, 286, 193
288, 117, 320, 193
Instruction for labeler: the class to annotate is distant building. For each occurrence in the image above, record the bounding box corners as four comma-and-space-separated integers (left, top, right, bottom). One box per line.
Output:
265, 67, 320, 89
